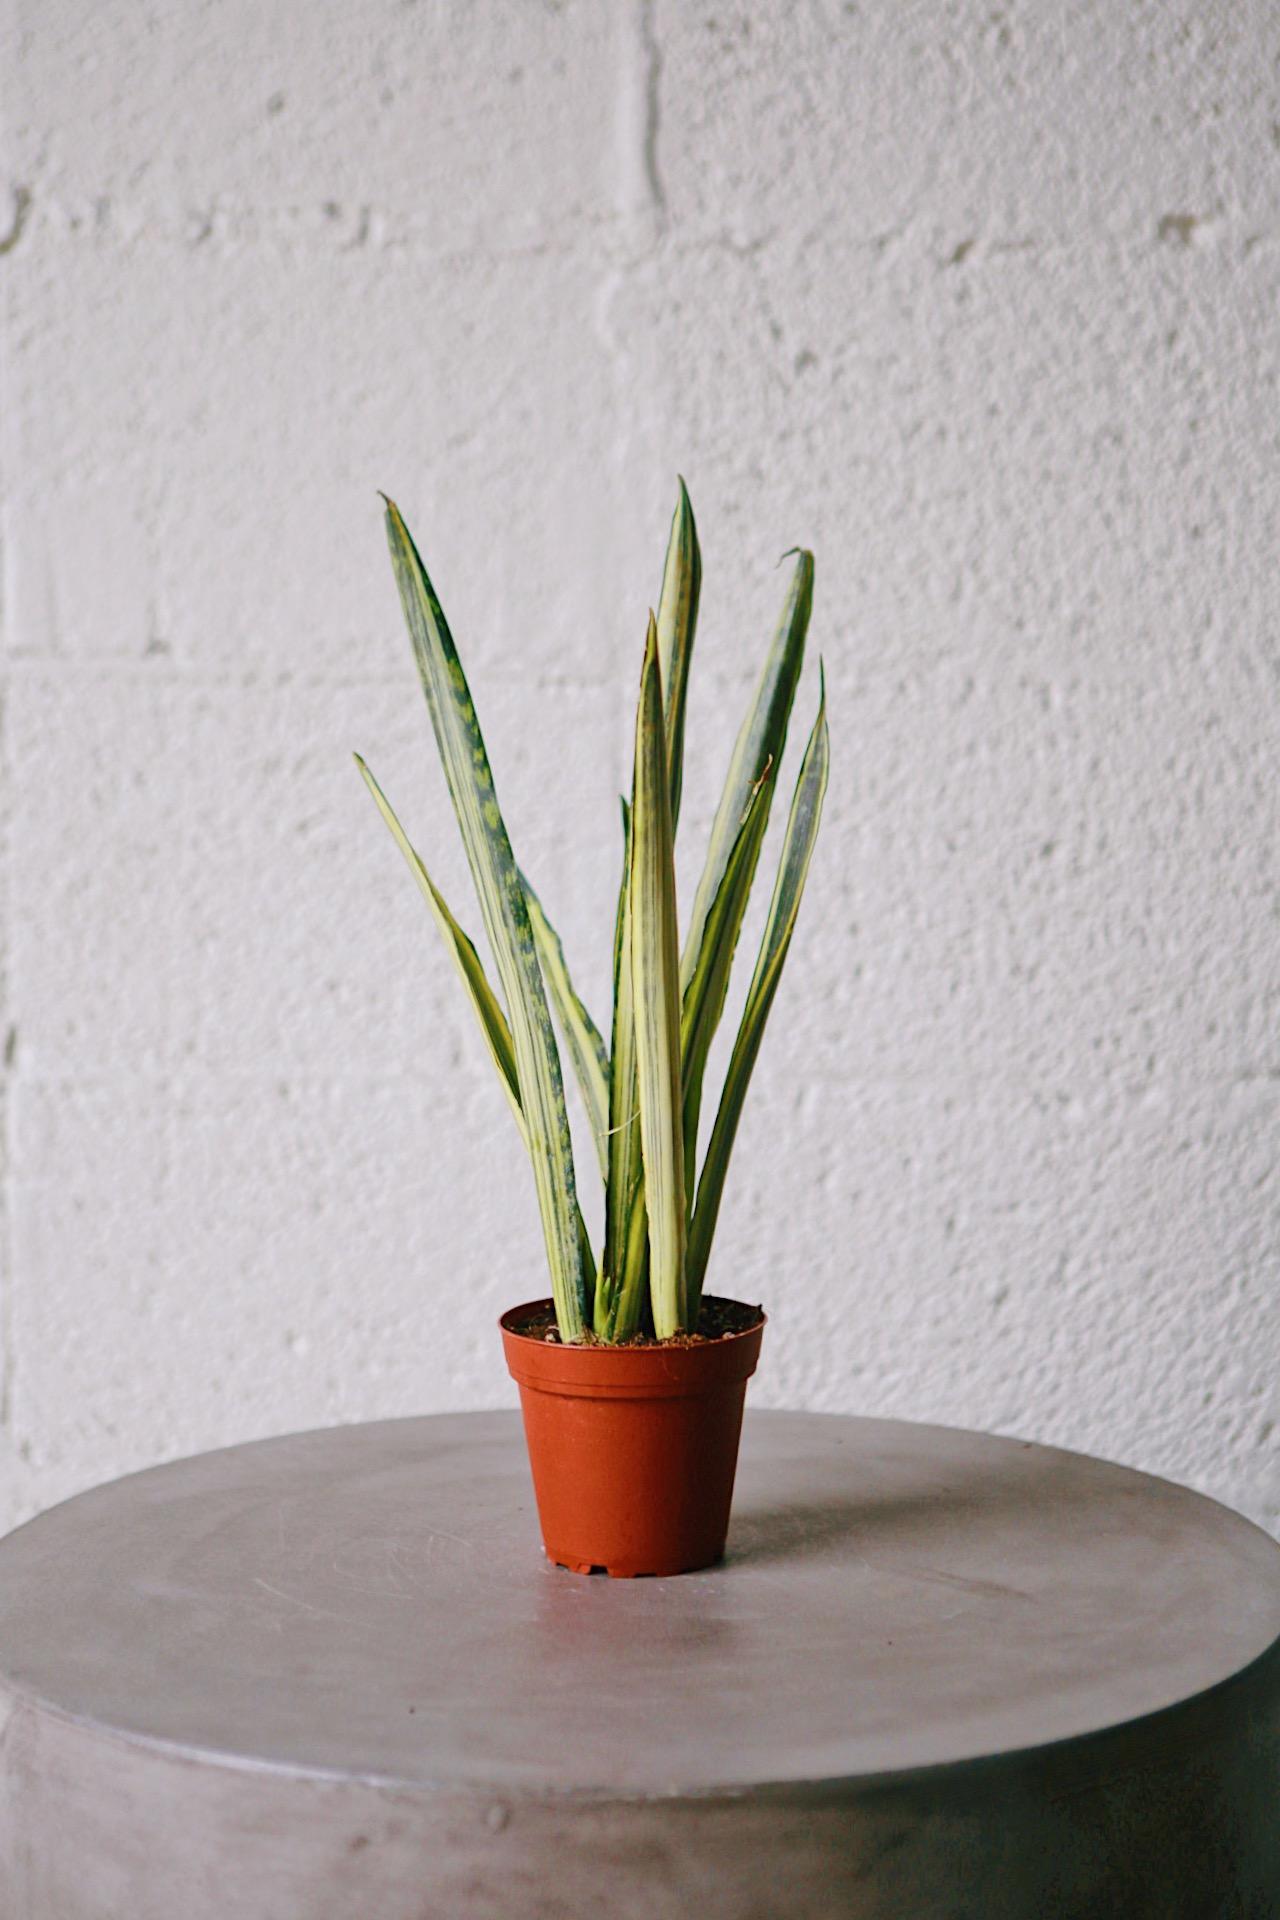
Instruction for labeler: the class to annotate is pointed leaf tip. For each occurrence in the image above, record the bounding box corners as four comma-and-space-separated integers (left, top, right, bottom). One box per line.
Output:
680, 540, 811, 992
654, 489, 701, 831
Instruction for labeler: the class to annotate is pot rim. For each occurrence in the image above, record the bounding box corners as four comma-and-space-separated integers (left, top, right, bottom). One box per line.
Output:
500, 1292, 765, 1345
500, 1294, 766, 1398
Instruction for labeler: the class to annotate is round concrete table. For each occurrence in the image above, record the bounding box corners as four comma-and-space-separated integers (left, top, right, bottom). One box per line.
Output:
0, 1411, 1277, 1917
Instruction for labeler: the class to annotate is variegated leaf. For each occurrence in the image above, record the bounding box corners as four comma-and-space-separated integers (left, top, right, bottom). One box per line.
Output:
521, 874, 610, 1183
629, 613, 687, 1338
355, 755, 597, 1294
680, 548, 813, 996
383, 499, 588, 1340
600, 799, 645, 1334
679, 757, 776, 1187
687, 674, 829, 1314
655, 478, 701, 829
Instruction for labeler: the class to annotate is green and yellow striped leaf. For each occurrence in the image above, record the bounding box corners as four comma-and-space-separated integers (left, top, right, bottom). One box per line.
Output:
610, 1180, 652, 1343
599, 805, 655, 1341
355, 756, 598, 1296
655, 478, 701, 829
629, 613, 687, 1339
687, 674, 830, 1315
521, 875, 610, 1183
599, 800, 644, 1333
382, 499, 588, 1341
681, 549, 813, 996
679, 757, 776, 1187
355, 755, 523, 1131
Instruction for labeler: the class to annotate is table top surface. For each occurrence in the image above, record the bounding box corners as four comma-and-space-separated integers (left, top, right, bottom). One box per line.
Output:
0, 1409, 1277, 1796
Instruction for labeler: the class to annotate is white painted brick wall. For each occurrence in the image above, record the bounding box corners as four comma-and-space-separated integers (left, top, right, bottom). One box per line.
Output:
1, 1, 1276, 1534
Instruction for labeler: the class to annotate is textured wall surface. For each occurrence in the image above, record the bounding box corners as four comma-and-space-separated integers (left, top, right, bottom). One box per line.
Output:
0, 1, 1276, 1536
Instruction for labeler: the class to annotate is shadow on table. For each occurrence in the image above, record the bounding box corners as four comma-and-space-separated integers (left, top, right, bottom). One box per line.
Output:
726, 1447, 1106, 1575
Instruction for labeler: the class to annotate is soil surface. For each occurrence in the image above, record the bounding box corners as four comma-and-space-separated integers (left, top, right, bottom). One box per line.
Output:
511, 1295, 763, 1346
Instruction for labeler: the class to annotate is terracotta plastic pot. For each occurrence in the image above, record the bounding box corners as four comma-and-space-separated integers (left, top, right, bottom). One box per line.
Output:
500, 1296, 765, 1578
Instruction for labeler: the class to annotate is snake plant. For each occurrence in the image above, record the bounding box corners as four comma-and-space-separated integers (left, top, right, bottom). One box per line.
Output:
356, 484, 829, 1344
